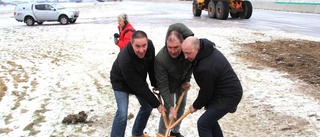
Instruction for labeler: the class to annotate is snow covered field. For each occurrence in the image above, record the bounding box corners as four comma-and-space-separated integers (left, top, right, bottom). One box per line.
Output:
0, 1, 319, 137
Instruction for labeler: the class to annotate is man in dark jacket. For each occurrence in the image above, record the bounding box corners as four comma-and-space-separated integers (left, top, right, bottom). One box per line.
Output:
182, 36, 243, 137
110, 30, 166, 137
155, 23, 194, 137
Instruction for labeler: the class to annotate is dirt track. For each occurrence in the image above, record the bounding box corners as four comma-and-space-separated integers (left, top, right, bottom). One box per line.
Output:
227, 39, 320, 136
238, 40, 320, 99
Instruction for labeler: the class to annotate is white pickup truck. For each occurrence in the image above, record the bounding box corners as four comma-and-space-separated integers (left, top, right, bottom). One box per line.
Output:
14, 3, 80, 26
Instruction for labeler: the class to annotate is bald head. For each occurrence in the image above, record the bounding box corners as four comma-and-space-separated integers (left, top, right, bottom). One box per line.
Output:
182, 36, 200, 62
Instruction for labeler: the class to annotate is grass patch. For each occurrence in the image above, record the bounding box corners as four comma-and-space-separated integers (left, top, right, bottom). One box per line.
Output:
23, 103, 48, 136
0, 128, 12, 134
0, 77, 7, 101
4, 114, 13, 125
23, 116, 44, 136
11, 90, 27, 110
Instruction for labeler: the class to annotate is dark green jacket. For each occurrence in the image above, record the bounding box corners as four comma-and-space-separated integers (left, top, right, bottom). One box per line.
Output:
154, 47, 193, 107
166, 22, 194, 40
154, 22, 194, 108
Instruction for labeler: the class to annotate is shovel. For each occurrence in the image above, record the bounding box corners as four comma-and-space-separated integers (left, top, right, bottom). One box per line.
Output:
153, 88, 190, 137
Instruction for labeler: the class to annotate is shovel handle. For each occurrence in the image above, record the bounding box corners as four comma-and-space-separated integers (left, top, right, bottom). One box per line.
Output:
164, 110, 191, 137
156, 88, 190, 137
161, 110, 169, 128
175, 87, 189, 112
168, 88, 189, 126
169, 109, 191, 129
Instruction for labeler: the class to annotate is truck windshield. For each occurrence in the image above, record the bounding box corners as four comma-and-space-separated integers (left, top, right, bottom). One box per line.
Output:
51, 4, 65, 10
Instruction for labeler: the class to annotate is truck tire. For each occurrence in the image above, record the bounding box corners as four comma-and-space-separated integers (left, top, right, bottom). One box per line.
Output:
25, 17, 35, 26
193, 0, 201, 16
59, 15, 69, 25
240, 1, 252, 19
216, 1, 229, 20
208, 1, 216, 18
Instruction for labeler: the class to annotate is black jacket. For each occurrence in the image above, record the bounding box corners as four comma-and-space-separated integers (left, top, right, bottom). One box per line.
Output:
110, 39, 160, 108
192, 39, 243, 113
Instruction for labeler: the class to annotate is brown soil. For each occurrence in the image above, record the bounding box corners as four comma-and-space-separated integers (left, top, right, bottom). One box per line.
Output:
237, 39, 320, 99
0, 77, 7, 101
62, 111, 88, 124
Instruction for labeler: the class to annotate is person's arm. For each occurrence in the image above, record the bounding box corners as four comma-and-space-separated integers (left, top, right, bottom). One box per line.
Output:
147, 40, 157, 88
117, 31, 133, 50
154, 57, 174, 108
193, 70, 215, 109
120, 60, 160, 108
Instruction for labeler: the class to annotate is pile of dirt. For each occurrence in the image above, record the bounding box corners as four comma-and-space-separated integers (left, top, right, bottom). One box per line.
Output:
238, 39, 320, 98
0, 78, 7, 101
62, 111, 88, 124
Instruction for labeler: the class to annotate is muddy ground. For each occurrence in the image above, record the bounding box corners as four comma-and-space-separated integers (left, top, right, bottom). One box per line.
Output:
237, 40, 320, 100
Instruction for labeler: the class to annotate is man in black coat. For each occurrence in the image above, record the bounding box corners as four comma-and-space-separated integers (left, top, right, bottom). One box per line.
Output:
110, 30, 166, 137
182, 36, 243, 137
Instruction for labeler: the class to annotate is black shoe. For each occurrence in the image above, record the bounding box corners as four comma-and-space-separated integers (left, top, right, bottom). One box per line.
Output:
170, 131, 184, 137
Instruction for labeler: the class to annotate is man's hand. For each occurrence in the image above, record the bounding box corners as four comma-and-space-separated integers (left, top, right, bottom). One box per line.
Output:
189, 105, 197, 113
169, 107, 177, 119
157, 105, 166, 113
181, 82, 190, 90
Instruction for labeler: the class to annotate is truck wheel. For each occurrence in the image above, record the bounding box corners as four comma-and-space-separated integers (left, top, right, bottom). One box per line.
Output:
240, 1, 252, 19
216, 1, 229, 20
230, 12, 239, 18
192, 0, 201, 16
208, 1, 216, 18
25, 17, 35, 26
59, 15, 69, 25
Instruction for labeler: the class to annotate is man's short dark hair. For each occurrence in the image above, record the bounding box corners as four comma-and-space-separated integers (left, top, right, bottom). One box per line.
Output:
131, 30, 148, 43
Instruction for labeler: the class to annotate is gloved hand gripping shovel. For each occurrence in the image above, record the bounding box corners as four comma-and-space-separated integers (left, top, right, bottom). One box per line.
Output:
153, 88, 191, 137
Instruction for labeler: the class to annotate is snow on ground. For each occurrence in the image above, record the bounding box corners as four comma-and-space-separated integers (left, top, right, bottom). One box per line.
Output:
0, 1, 319, 137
